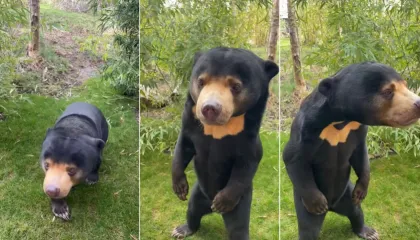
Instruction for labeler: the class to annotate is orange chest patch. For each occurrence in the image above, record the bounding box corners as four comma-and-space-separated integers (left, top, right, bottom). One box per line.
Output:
319, 121, 361, 146
203, 115, 245, 139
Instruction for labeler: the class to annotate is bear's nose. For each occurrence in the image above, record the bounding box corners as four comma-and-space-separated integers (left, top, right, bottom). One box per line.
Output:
202, 101, 221, 121
415, 100, 420, 110
45, 185, 60, 198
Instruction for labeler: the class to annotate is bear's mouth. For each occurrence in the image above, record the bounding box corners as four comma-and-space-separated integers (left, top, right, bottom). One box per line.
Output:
396, 118, 419, 127
198, 115, 231, 126
386, 117, 419, 128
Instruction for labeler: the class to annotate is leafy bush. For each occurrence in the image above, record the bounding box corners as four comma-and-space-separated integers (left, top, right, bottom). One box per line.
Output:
299, 0, 420, 82
367, 125, 420, 158
0, 0, 28, 98
96, 0, 139, 97
140, 117, 181, 156
140, 0, 272, 105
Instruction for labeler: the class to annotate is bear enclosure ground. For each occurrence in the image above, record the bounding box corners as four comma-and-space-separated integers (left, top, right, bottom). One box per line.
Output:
0, 5, 139, 239
140, 48, 280, 239
280, 40, 420, 239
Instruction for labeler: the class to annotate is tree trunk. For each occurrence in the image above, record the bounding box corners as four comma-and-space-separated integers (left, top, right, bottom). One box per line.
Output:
28, 0, 40, 57
267, 0, 279, 62
287, 0, 305, 95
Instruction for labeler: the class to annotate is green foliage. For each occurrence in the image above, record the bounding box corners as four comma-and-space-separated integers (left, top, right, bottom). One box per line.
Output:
140, 117, 180, 156
0, 0, 28, 98
298, 0, 420, 82
367, 124, 420, 158
97, 0, 139, 97
140, 0, 272, 108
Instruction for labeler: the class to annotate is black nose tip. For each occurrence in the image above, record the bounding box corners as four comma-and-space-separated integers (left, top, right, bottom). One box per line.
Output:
46, 185, 60, 198
201, 101, 222, 121
415, 100, 420, 110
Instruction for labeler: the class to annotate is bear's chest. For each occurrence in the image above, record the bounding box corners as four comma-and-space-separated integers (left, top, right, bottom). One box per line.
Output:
312, 121, 364, 166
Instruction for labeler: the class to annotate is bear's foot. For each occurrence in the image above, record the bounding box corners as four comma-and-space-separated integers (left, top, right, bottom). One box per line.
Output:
355, 226, 379, 240
51, 199, 71, 221
171, 224, 195, 239
86, 172, 99, 185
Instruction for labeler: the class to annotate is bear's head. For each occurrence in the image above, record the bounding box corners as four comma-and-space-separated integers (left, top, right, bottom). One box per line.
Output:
41, 128, 105, 199
318, 62, 420, 127
189, 47, 279, 126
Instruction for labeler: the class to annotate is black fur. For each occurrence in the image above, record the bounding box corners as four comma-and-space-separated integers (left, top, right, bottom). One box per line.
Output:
172, 47, 279, 239
40, 102, 108, 220
282, 62, 413, 240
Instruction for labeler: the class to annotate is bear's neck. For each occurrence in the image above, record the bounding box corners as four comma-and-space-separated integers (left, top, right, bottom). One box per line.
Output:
301, 91, 350, 129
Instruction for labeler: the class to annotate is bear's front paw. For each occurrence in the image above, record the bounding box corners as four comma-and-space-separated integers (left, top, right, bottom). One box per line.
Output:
86, 172, 99, 185
172, 174, 189, 201
51, 200, 71, 221
352, 180, 368, 205
302, 192, 328, 215
211, 191, 239, 214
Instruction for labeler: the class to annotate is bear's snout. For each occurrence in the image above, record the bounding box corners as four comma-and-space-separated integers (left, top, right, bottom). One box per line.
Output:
45, 184, 60, 198
202, 100, 222, 122
414, 100, 420, 111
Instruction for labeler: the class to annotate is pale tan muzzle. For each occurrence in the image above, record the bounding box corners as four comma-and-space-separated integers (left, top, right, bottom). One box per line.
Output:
43, 163, 76, 199
380, 81, 420, 127
196, 82, 234, 125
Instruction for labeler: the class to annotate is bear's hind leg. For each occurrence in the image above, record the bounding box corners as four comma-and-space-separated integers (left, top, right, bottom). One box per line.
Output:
331, 182, 378, 240
221, 188, 252, 240
172, 183, 212, 239
294, 190, 326, 240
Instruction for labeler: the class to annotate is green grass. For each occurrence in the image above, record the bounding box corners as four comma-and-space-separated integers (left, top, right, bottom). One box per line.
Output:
0, 78, 139, 239
41, 4, 98, 32
280, 133, 420, 239
140, 131, 279, 239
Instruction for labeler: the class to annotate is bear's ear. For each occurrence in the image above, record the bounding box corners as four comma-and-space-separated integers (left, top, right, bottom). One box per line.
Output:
264, 60, 279, 82
46, 128, 52, 135
318, 77, 334, 97
84, 135, 106, 150
193, 51, 203, 66
93, 138, 105, 150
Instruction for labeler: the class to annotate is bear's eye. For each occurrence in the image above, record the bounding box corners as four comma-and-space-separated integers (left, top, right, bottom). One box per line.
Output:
382, 88, 394, 99
197, 78, 205, 88
67, 168, 77, 177
44, 162, 49, 170
231, 83, 242, 94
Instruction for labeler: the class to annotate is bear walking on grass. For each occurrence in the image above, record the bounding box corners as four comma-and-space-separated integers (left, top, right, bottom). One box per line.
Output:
40, 102, 108, 220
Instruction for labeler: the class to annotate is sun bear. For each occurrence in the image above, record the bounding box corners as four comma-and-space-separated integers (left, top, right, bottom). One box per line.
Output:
171, 47, 279, 239
283, 62, 420, 240
40, 102, 108, 220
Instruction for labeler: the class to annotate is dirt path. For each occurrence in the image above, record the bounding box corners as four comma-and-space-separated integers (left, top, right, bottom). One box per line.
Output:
17, 26, 104, 97
45, 29, 103, 84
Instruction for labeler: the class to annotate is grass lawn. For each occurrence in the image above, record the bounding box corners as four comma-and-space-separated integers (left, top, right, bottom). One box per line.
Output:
0, 79, 139, 239
280, 132, 420, 239
140, 130, 279, 239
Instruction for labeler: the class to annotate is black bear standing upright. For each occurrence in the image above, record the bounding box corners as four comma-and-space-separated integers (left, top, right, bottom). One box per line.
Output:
171, 47, 279, 239
283, 62, 420, 240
